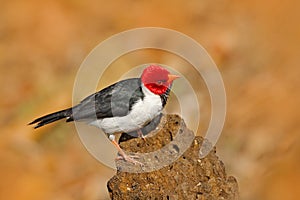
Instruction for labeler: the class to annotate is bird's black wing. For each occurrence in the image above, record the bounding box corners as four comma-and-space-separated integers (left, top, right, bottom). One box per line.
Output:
69, 78, 144, 121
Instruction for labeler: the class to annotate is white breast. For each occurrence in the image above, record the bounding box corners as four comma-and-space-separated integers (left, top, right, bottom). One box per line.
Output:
89, 84, 163, 134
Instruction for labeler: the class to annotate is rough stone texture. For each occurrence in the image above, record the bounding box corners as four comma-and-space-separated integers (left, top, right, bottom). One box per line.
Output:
107, 114, 239, 200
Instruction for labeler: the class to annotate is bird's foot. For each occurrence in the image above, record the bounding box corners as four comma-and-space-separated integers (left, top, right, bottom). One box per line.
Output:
137, 129, 146, 142
116, 154, 144, 166
110, 137, 144, 166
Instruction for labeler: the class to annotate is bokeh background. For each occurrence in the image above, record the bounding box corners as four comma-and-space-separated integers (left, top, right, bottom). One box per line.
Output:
1, 0, 299, 199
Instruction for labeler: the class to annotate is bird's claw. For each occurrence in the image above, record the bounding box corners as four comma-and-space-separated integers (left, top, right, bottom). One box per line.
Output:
116, 154, 144, 166
140, 134, 146, 142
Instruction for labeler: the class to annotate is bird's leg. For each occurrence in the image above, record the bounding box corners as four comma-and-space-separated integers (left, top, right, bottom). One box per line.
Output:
108, 134, 143, 165
137, 129, 146, 141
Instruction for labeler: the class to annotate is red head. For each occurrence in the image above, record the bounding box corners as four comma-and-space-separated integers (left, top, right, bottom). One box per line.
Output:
141, 65, 180, 95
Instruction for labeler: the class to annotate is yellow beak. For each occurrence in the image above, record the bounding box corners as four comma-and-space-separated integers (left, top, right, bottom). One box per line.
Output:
167, 74, 180, 83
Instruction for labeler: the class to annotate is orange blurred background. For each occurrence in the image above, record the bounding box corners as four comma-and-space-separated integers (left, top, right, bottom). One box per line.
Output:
0, 0, 299, 199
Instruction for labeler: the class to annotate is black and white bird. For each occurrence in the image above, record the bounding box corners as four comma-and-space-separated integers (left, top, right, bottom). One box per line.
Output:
29, 65, 179, 163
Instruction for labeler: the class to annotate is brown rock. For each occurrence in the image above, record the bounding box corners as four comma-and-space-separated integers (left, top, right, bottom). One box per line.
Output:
107, 114, 239, 200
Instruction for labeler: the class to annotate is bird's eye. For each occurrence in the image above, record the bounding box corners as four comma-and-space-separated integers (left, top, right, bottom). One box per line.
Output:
157, 80, 165, 85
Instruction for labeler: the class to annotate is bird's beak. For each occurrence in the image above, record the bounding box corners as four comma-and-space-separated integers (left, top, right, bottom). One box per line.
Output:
167, 74, 180, 83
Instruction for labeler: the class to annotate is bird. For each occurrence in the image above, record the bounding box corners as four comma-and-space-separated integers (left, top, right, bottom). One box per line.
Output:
29, 65, 180, 164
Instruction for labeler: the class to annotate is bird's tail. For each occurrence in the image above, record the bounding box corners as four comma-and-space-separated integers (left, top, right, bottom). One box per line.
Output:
28, 108, 72, 129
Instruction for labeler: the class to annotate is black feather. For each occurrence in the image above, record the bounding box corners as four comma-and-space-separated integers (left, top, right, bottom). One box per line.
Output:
29, 78, 145, 128
160, 87, 171, 107
70, 78, 144, 122
28, 108, 72, 128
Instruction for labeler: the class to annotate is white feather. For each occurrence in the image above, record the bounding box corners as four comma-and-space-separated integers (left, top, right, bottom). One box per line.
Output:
89, 84, 162, 134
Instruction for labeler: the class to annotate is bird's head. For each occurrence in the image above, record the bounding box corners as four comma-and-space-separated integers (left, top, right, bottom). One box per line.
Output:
141, 65, 180, 95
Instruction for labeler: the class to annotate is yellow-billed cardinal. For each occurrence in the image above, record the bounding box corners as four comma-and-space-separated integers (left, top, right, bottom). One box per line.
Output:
29, 65, 179, 164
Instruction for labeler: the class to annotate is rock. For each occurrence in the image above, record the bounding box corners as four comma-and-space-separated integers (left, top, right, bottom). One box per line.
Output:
107, 114, 239, 200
